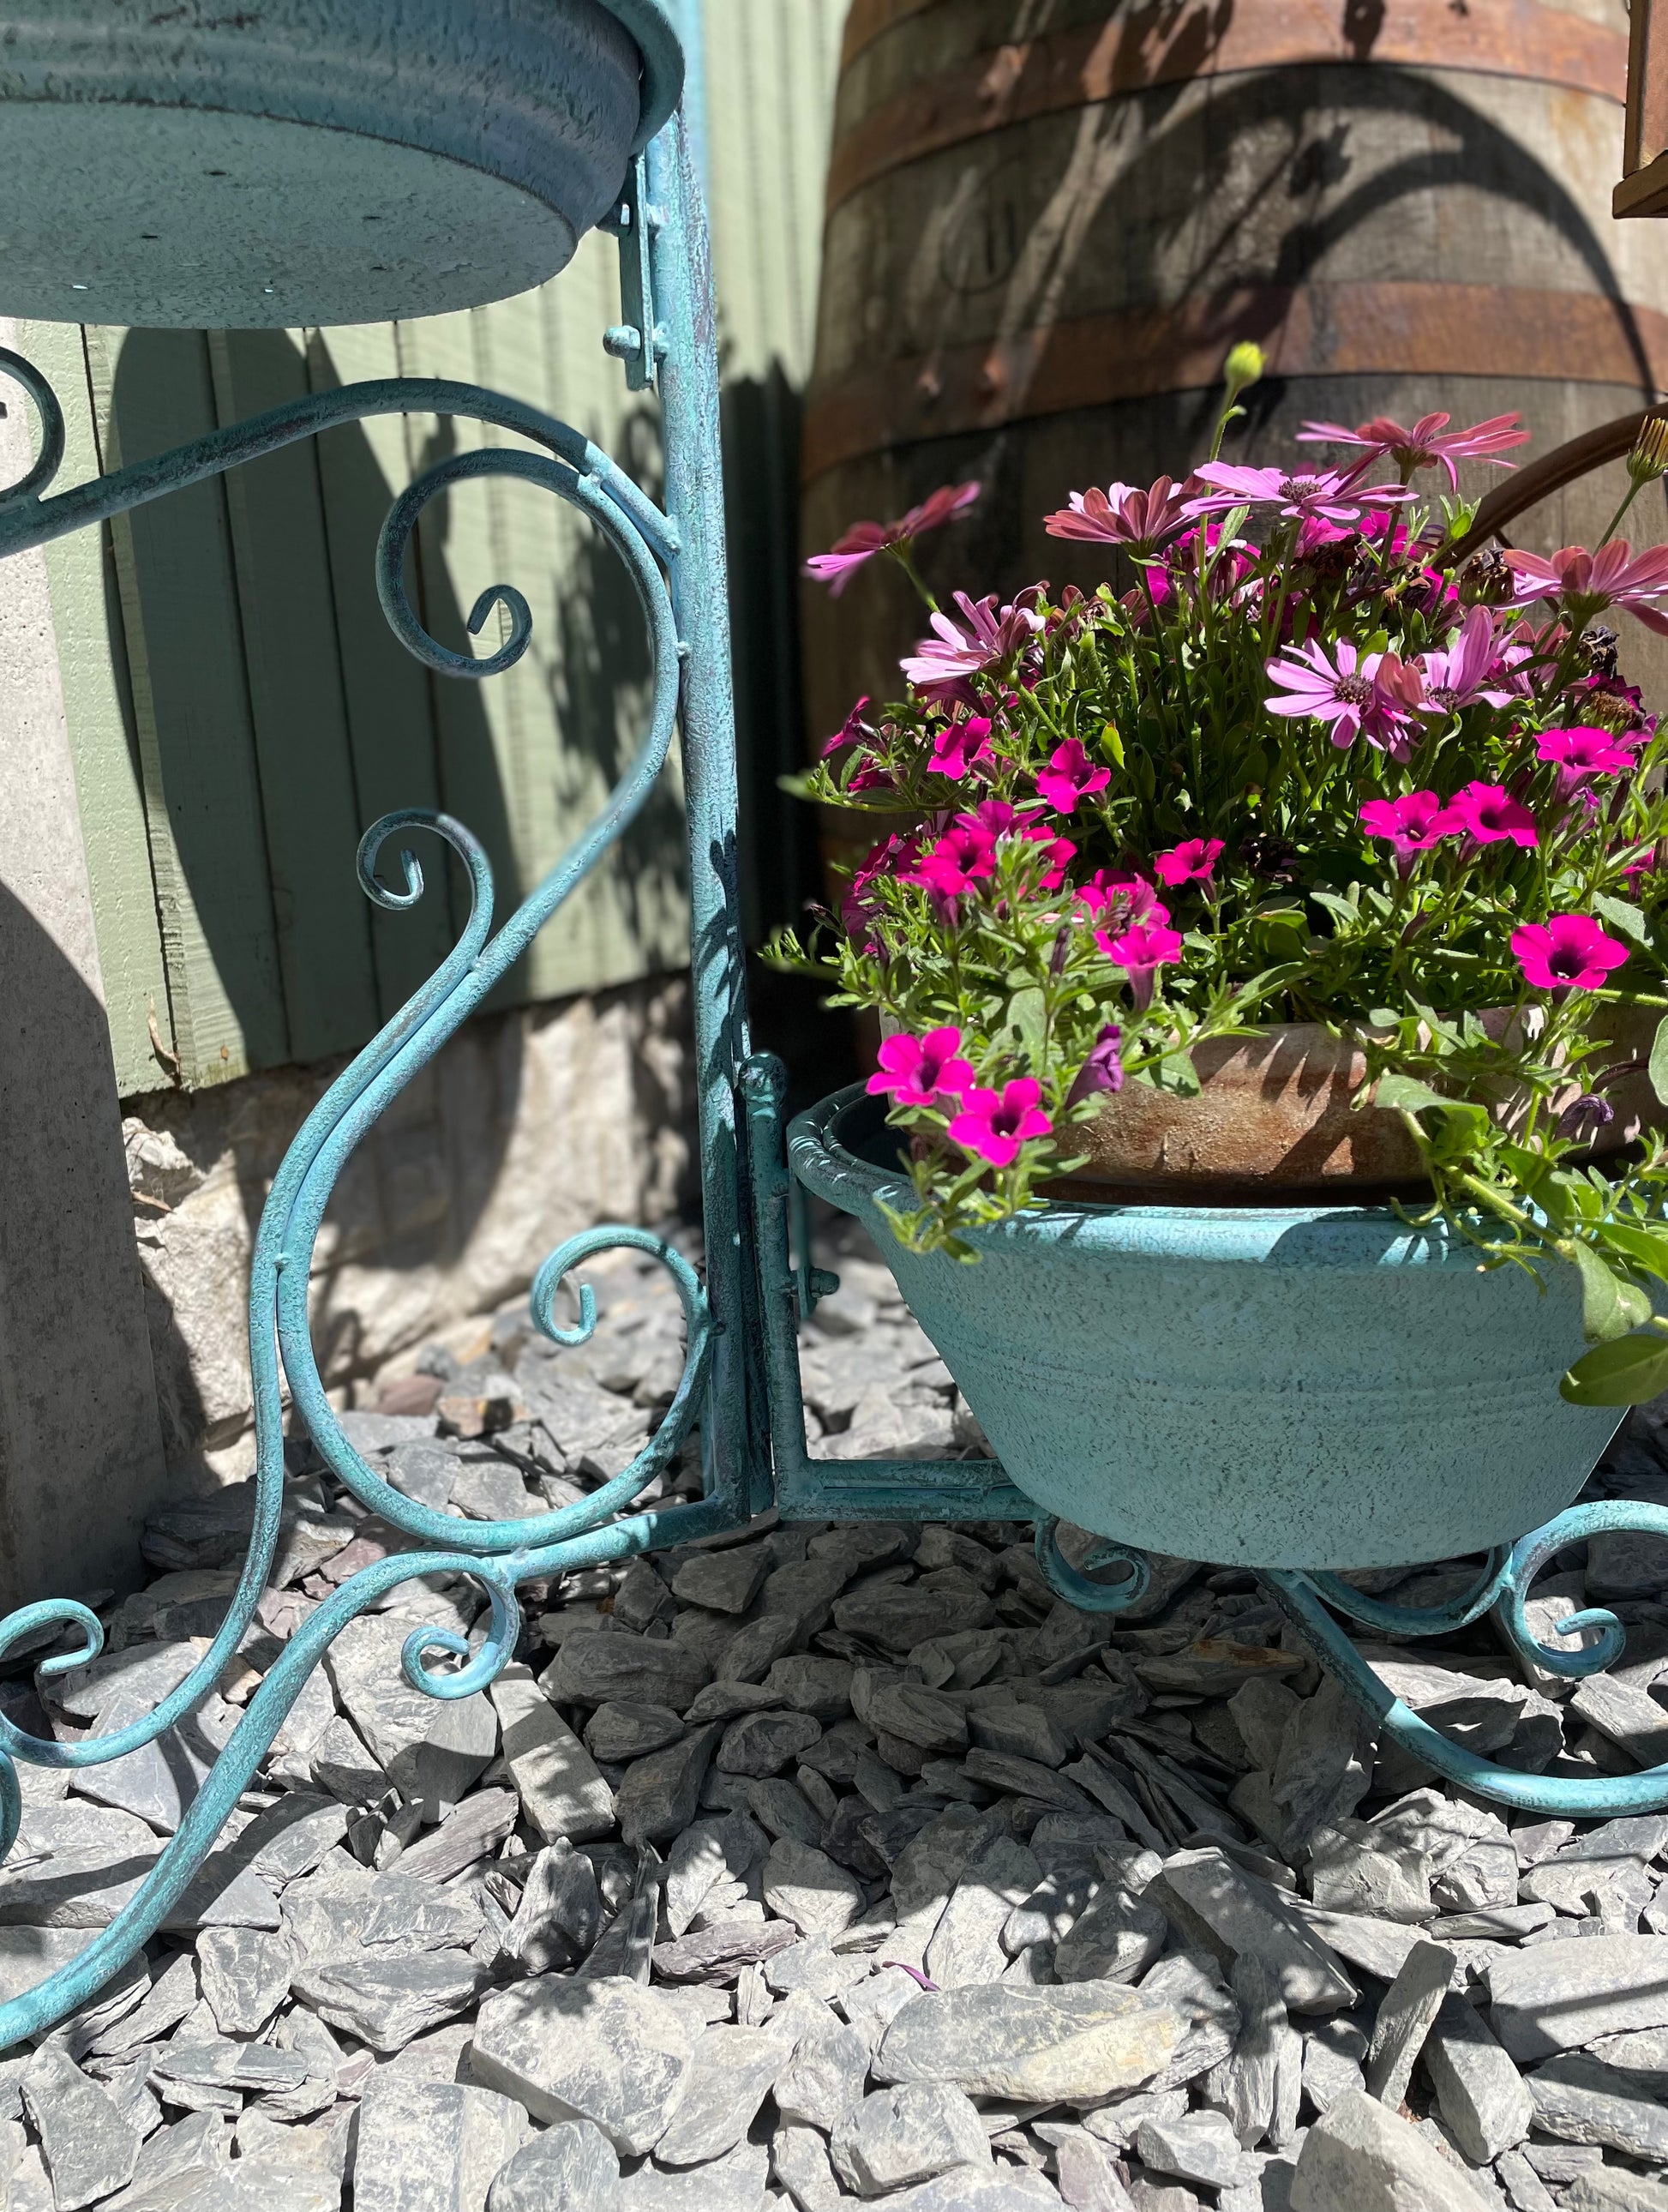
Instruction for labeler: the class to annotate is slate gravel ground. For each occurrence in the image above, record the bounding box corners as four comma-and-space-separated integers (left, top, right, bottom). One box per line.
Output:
11, 1222, 1668, 2209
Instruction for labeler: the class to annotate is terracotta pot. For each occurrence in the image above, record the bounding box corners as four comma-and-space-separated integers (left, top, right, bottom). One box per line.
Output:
1055, 1005, 1662, 1207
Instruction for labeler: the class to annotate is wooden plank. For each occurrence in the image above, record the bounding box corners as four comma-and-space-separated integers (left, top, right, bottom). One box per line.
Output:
15, 322, 174, 1097
207, 328, 380, 1063
302, 322, 457, 1024
87, 326, 287, 1087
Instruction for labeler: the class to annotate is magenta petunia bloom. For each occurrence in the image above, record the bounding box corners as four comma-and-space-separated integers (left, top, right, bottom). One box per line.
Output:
946, 1079, 1053, 1168
927, 715, 995, 779
867, 1025, 975, 1108
1185, 461, 1412, 526
908, 820, 997, 898
902, 591, 1046, 700
1078, 869, 1169, 925
1535, 724, 1641, 796
1042, 476, 1193, 553
842, 829, 922, 948
1154, 837, 1225, 887
1067, 1022, 1125, 1103
804, 481, 981, 595
1264, 635, 1385, 749
1095, 917, 1185, 1009
819, 694, 873, 758
1416, 605, 1518, 716
1296, 411, 1527, 490
1017, 821, 1077, 890
1510, 913, 1631, 992
1035, 737, 1112, 814
1447, 780, 1539, 849
1503, 541, 1668, 634
1359, 791, 1457, 875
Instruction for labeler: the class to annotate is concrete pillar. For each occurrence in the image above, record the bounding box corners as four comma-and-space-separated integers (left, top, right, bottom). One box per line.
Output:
0, 331, 171, 1610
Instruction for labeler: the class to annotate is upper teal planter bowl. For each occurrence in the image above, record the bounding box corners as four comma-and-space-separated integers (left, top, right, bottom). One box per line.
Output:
0, 0, 680, 328
789, 1087, 1623, 1571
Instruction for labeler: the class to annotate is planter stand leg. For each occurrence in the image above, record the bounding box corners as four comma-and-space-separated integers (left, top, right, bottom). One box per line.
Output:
1262, 1500, 1668, 1815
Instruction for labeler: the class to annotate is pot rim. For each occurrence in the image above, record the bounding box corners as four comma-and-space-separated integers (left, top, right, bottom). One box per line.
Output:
789, 1085, 1491, 1272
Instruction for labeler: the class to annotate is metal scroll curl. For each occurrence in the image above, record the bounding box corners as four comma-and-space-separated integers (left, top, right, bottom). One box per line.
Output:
1263, 1498, 1668, 1815
0, 388, 733, 2046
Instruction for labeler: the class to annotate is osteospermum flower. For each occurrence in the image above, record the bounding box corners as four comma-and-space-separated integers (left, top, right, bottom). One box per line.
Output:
1510, 913, 1630, 991
1447, 780, 1539, 849
1359, 792, 1457, 875
1042, 476, 1193, 553
867, 1026, 975, 1108
902, 592, 1046, 699
1416, 605, 1518, 715
1185, 462, 1411, 526
1503, 541, 1668, 634
1067, 1023, 1125, 1103
1095, 917, 1185, 1009
1035, 738, 1111, 814
1263, 636, 1385, 749
1535, 724, 1641, 796
1297, 411, 1527, 489
804, 481, 980, 595
946, 1079, 1053, 1168
1154, 838, 1225, 887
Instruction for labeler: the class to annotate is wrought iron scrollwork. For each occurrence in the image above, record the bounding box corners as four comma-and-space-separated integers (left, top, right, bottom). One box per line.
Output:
0, 342, 733, 2046
1033, 1518, 1153, 1614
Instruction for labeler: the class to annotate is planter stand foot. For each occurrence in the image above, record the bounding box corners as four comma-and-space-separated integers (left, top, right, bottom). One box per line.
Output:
1034, 1518, 1154, 1614
1262, 1499, 1668, 1816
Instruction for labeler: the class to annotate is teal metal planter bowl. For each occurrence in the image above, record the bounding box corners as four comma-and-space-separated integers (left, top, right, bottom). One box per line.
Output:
789, 1086, 1623, 1572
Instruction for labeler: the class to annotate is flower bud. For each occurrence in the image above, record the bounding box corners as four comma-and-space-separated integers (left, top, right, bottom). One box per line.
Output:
1222, 341, 1265, 400
1629, 414, 1668, 487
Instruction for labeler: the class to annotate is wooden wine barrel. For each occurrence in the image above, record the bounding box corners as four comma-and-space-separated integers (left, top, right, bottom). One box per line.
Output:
800, 0, 1668, 744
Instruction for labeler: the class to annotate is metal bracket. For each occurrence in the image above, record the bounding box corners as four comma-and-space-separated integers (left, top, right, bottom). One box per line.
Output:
602, 153, 670, 392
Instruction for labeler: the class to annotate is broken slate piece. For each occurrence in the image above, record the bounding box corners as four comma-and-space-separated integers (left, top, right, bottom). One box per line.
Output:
671, 1544, 771, 1615
716, 1710, 822, 1776
1289, 2089, 1488, 2212
773, 2002, 871, 2132
501, 1838, 603, 1973
615, 1722, 723, 1846
584, 1702, 685, 1763
876, 1982, 1185, 2104
486, 2119, 619, 2212
1146, 1847, 1357, 2015
196, 1926, 293, 2037
1364, 1939, 1455, 2108
1054, 1860, 1167, 1987
1424, 1992, 1533, 2165
289, 1951, 493, 2052
470, 1978, 694, 2155
1134, 2108, 1254, 2190
763, 1836, 867, 1939
354, 2077, 530, 2212
653, 2024, 784, 2165
925, 1837, 1041, 1990
21, 2046, 141, 2211
1526, 2051, 1668, 2164
489, 1665, 614, 1842
663, 1812, 766, 1938
829, 2083, 992, 2196
542, 1631, 711, 1714
1486, 1939, 1668, 2063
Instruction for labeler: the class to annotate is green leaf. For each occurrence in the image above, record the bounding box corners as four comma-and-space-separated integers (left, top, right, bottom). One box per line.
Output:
1572, 1241, 1652, 1342
1561, 1329, 1668, 1405
1372, 1073, 1446, 1116
1649, 1014, 1668, 1107
1604, 1220, 1668, 1284
1593, 893, 1652, 949
1004, 988, 1047, 1058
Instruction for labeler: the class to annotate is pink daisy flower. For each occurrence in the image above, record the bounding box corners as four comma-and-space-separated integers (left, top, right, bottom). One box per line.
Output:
1503, 541, 1668, 634
1297, 411, 1527, 490
1416, 605, 1518, 715
1263, 636, 1385, 749
947, 1079, 1053, 1168
1042, 476, 1193, 553
1448, 781, 1539, 850
902, 592, 1045, 700
867, 1026, 975, 1109
1185, 462, 1411, 526
1510, 913, 1630, 992
804, 482, 980, 596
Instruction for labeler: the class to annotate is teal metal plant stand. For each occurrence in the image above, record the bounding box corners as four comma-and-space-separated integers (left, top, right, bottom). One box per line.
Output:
1, 0, 1666, 2052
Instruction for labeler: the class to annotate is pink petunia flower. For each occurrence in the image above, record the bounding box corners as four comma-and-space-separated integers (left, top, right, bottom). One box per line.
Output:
1154, 838, 1226, 887
902, 591, 1046, 699
1042, 476, 1193, 553
1503, 541, 1668, 634
908, 820, 997, 898
1017, 822, 1077, 890
1535, 724, 1641, 797
946, 1079, 1053, 1168
1035, 738, 1112, 814
1416, 605, 1518, 715
1264, 636, 1385, 749
867, 1026, 975, 1109
1297, 411, 1527, 490
1624, 847, 1660, 887
927, 715, 994, 780
842, 830, 922, 948
1095, 917, 1185, 1009
1510, 913, 1631, 992
804, 482, 981, 595
1359, 791, 1457, 876
1447, 780, 1539, 849
1078, 870, 1169, 926
1185, 462, 1412, 526
1067, 1022, 1125, 1103
819, 695, 873, 758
